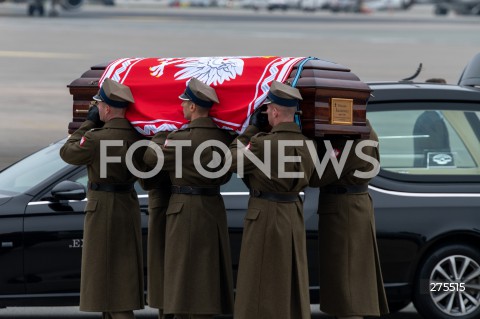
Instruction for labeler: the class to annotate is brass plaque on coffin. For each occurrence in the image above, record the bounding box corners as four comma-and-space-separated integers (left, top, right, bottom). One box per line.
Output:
330, 98, 353, 125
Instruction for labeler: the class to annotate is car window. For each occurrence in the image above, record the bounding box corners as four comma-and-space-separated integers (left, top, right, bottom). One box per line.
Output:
0, 141, 70, 194
221, 174, 249, 192
368, 109, 480, 177
73, 174, 89, 188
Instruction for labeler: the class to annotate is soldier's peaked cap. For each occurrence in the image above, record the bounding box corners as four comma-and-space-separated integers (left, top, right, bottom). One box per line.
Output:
93, 78, 135, 108
264, 80, 303, 107
179, 77, 219, 108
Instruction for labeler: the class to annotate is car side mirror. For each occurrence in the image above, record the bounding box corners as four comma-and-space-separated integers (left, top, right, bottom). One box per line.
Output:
51, 181, 86, 201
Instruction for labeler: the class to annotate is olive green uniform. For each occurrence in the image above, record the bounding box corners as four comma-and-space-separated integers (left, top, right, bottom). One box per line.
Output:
59, 119, 145, 313
314, 121, 389, 317
142, 177, 171, 312
229, 123, 317, 319
144, 117, 235, 316
140, 132, 171, 317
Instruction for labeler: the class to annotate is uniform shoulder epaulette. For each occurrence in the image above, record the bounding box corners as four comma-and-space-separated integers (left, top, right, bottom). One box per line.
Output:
171, 127, 187, 134
253, 131, 270, 139
162, 129, 186, 146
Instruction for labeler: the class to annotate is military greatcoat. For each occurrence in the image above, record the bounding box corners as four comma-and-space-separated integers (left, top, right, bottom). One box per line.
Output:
143, 117, 235, 316
314, 120, 389, 317
59, 119, 145, 312
229, 123, 317, 319
140, 132, 171, 311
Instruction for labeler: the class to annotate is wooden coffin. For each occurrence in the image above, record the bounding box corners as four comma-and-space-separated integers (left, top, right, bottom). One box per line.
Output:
67, 62, 108, 134
67, 59, 371, 138
288, 59, 371, 139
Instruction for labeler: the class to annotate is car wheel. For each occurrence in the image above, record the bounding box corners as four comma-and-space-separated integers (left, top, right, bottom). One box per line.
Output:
37, 2, 45, 15
413, 245, 480, 319
401, 0, 413, 9
28, 4, 35, 15
434, 5, 448, 15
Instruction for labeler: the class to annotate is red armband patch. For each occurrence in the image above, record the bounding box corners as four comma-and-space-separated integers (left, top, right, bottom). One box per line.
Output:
331, 148, 342, 158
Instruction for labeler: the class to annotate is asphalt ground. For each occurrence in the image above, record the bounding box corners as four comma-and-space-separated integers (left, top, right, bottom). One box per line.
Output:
0, 304, 421, 318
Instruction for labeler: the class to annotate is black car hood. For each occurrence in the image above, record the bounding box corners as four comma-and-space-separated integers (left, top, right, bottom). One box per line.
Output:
0, 194, 12, 206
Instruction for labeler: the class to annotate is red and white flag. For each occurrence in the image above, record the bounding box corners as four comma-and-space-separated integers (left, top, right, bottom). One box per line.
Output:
99, 56, 305, 136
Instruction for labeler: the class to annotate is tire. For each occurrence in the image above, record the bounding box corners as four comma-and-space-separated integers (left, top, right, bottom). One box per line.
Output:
413, 245, 480, 319
37, 3, 45, 15
434, 5, 448, 15
28, 4, 35, 15
401, 0, 413, 9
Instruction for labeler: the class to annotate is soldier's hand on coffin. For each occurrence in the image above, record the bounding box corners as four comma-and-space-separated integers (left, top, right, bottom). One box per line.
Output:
87, 105, 104, 127
249, 105, 269, 130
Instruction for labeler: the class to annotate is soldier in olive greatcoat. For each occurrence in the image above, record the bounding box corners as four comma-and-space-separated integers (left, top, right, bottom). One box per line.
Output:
143, 78, 235, 319
228, 81, 317, 319
60, 78, 145, 319
139, 149, 171, 319
314, 120, 389, 319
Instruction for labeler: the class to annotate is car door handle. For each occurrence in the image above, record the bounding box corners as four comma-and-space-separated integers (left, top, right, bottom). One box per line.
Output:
1, 242, 13, 248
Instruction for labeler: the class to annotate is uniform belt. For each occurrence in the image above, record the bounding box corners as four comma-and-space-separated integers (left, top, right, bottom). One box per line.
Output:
320, 184, 368, 195
88, 182, 134, 192
250, 189, 300, 202
171, 185, 220, 196
152, 185, 172, 193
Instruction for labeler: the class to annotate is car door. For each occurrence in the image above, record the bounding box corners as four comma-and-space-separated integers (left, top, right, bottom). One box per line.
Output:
366, 101, 480, 312
0, 194, 29, 297
23, 169, 88, 295
23, 167, 150, 296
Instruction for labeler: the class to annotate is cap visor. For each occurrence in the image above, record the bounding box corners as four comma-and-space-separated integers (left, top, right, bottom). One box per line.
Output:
92, 94, 103, 102
262, 97, 273, 105
179, 92, 190, 101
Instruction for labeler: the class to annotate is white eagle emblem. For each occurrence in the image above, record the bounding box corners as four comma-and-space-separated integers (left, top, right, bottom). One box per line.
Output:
174, 57, 244, 86
149, 58, 182, 78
